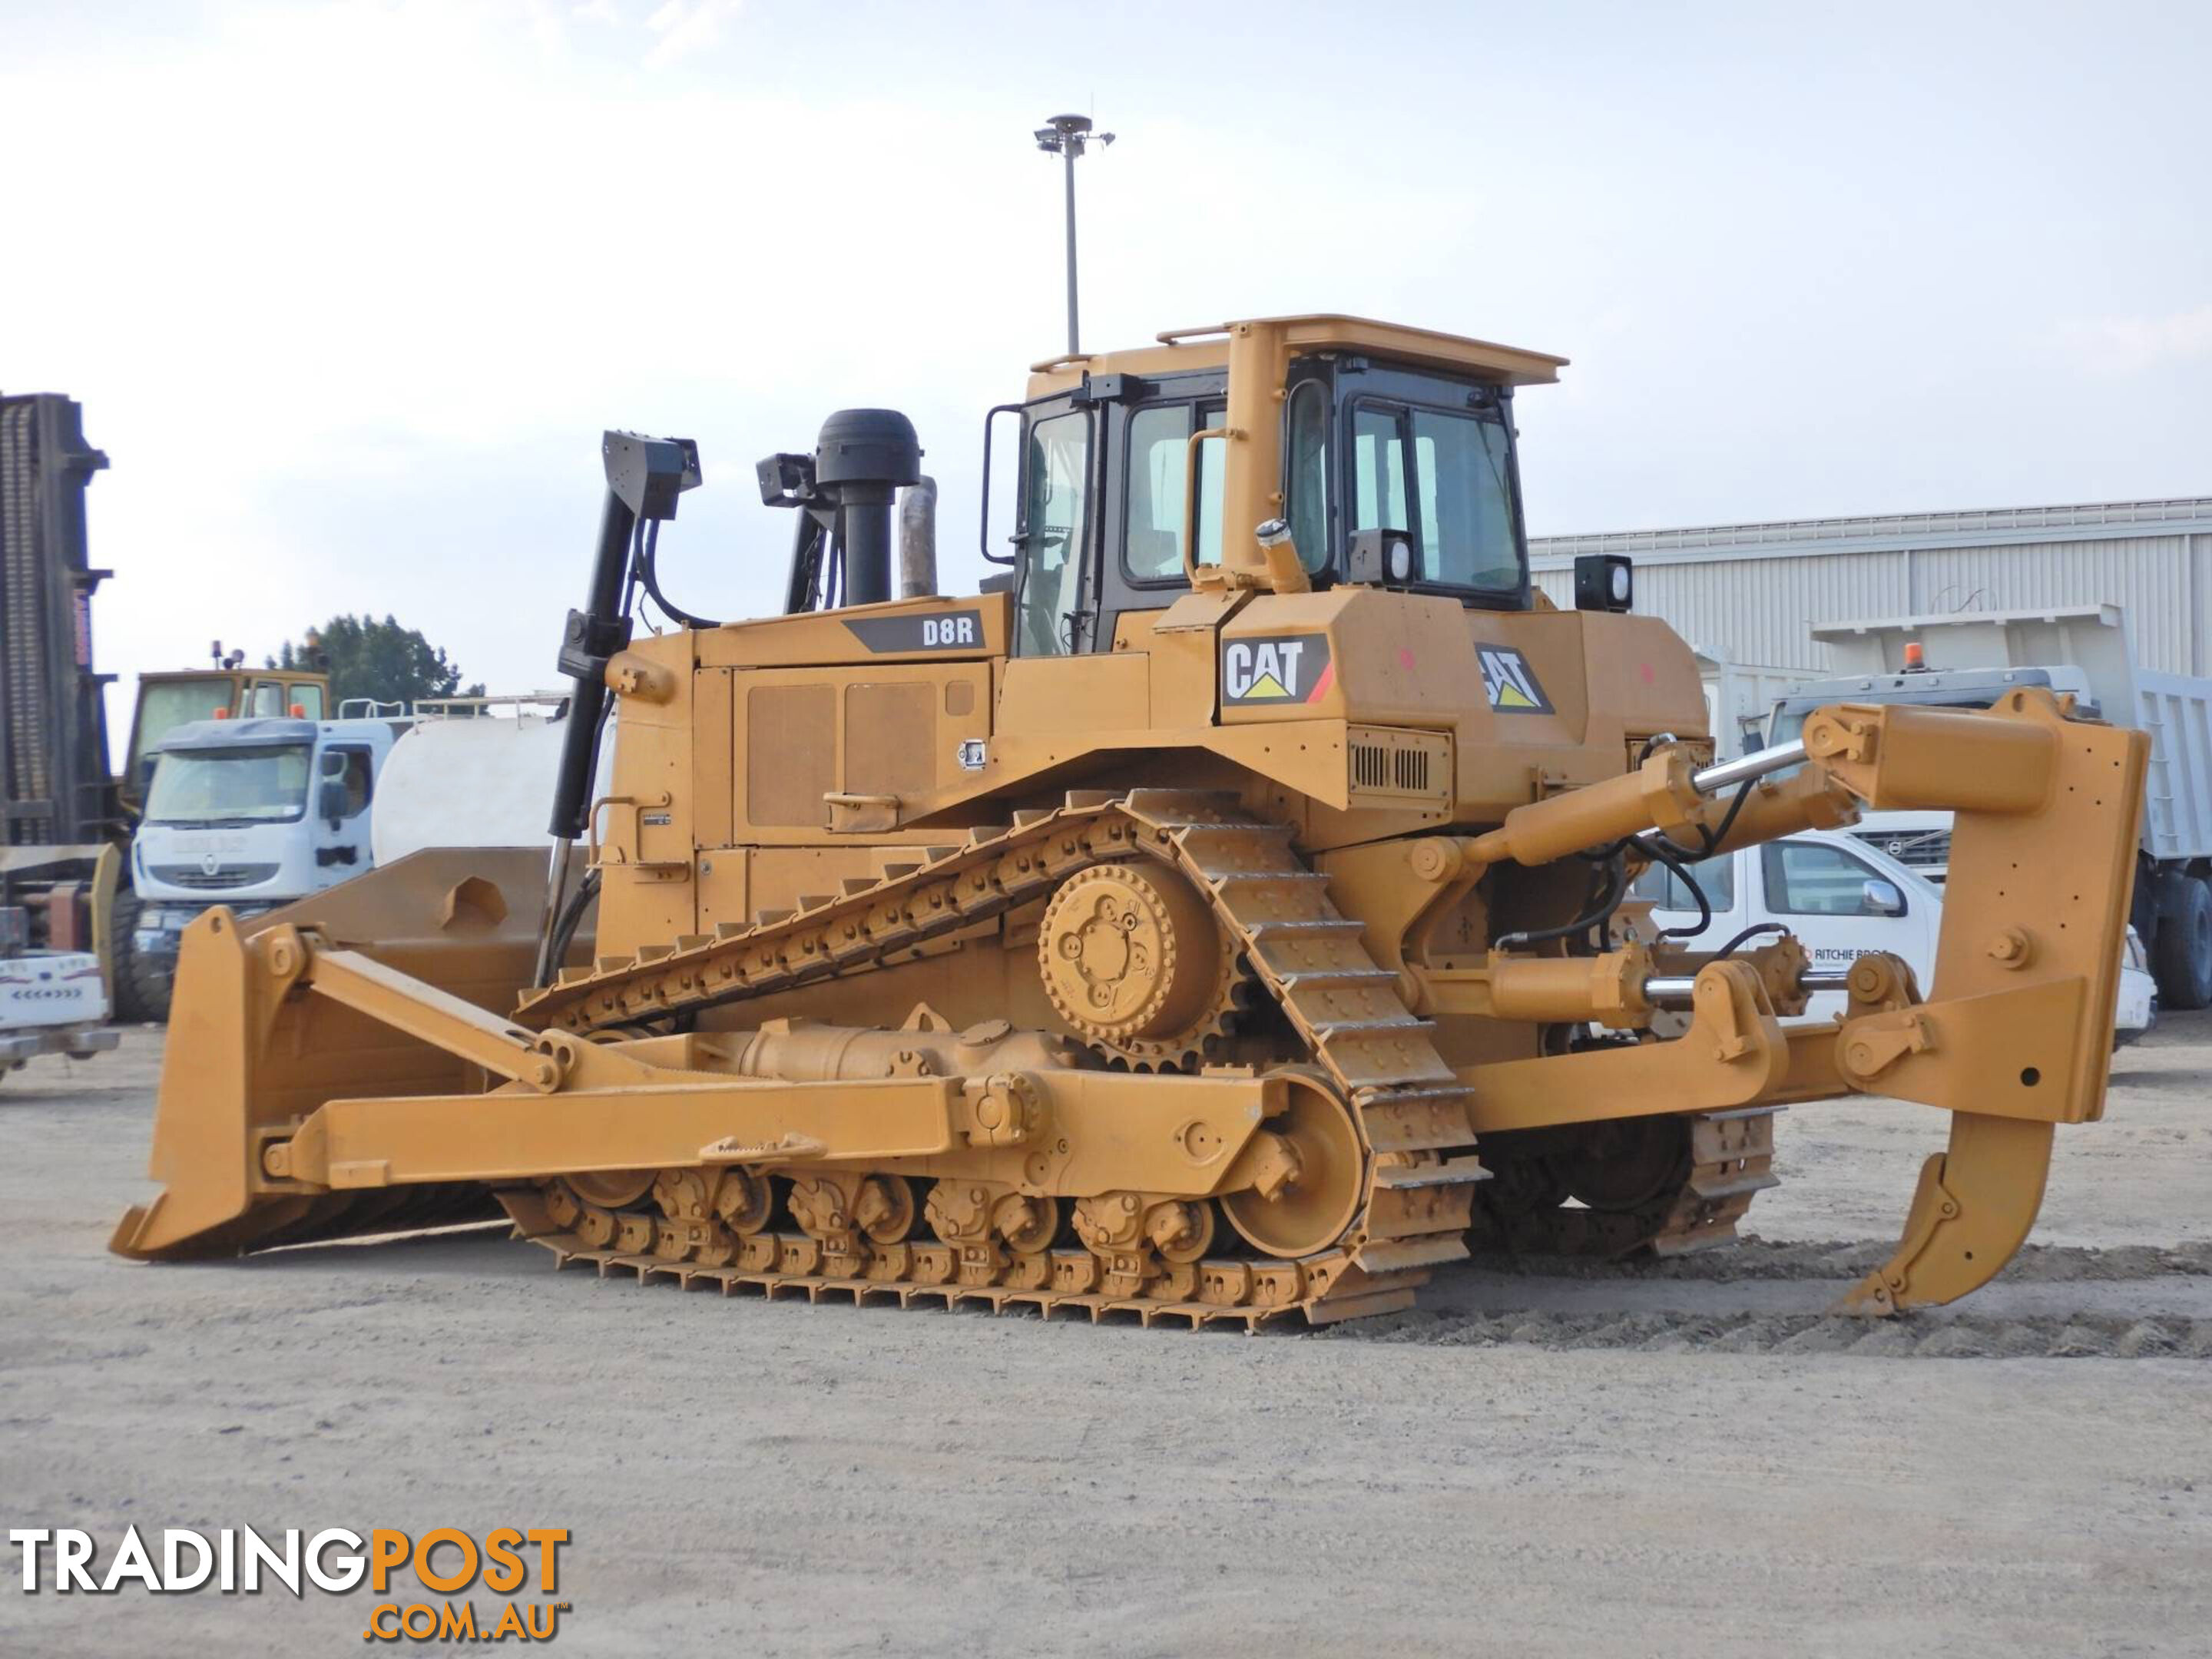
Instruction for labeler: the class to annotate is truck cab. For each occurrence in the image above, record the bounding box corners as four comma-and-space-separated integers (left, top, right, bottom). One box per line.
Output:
131, 716, 399, 976
119, 667, 331, 813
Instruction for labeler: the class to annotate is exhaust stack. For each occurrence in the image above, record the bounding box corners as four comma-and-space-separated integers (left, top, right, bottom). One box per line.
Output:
899, 475, 939, 598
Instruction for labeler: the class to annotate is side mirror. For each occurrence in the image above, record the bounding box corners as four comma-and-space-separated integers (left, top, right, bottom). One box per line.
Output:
1861, 877, 1906, 917
976, 403, 1023, 568
318, 780, 349, 823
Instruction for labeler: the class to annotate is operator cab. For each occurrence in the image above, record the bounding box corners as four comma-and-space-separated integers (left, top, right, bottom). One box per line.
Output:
992, 323, 1544, 657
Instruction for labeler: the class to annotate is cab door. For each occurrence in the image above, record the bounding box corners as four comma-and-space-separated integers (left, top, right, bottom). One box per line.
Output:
1006, 372, 1232, 660
1008, 396, 1094, 658
310, 738, 379, 886
1091, 392, 1227, 650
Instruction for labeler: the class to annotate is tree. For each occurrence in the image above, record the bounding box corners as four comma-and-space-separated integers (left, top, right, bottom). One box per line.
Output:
270, 614, 485, 710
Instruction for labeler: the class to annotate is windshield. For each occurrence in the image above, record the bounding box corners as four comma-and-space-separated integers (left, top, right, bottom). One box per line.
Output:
1346, 398, 1522, 593
144, 744, 312, 825
131, 680, 231, 773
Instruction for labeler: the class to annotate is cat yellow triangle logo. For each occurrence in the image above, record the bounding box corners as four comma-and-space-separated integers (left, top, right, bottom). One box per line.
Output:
1244, 671, 1290, 699
1477, 644, 1555, 714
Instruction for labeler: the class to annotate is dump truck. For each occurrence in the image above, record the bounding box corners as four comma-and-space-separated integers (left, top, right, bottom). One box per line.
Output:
111, 316, 2146, 1329
1695, 651, 1816, 759
1768, 604, 2212, 1008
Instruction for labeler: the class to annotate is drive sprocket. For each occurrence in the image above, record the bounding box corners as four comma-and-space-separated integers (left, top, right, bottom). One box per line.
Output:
1036, 862, 1242, 1071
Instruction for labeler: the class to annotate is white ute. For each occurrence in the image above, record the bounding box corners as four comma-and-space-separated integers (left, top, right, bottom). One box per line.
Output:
1633, 826, 2157, 1044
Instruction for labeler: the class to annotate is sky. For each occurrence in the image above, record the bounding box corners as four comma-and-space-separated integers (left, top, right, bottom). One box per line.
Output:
4, 0, 2208, 741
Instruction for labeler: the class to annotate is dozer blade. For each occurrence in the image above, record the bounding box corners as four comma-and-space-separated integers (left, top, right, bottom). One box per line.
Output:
111, 848, 557, 1261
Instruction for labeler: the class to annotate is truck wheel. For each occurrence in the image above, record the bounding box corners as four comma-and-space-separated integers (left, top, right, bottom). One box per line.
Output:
108, 887, 174, 1025
2152, 876, 2212, 1011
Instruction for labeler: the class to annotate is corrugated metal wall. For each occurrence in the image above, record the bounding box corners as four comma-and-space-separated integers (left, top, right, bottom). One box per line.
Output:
1533, 502, 2212, 676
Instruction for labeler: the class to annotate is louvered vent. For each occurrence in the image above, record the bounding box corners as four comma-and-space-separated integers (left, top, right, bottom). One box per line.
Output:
1345, 726, 1452, 808
1352, 740, 1389, 790
1393, 746, 1429, 794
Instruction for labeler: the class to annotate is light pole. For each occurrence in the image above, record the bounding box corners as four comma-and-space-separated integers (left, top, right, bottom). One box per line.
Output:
1034, 114, 1113, 356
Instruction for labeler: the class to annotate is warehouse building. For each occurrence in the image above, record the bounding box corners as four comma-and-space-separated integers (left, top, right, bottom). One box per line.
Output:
1532, 496, 2212, 677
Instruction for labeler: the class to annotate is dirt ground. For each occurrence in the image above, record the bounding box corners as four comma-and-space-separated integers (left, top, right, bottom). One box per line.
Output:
3, 1019, 2208, 1657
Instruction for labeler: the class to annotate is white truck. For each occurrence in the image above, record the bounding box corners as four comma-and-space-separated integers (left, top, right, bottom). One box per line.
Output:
129, 696, 594, 1016
1632, 826, 2158, 1041
1764, 605, 2212, 1008
129, 714, 405, 1008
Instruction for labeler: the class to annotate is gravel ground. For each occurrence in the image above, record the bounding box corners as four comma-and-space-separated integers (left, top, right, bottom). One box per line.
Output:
2, 1018, 2208, 1657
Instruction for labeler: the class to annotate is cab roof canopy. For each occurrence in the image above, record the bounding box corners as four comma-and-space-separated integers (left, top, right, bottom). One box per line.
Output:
1026, 313, 1568, 399
154, 717, 320, 751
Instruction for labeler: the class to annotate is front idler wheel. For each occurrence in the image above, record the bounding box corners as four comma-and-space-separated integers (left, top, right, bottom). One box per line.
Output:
1220, 1075, 1364, 1259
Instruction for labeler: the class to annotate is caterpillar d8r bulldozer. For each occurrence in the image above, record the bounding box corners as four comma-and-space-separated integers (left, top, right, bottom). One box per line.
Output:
111, 315, 2147, 1329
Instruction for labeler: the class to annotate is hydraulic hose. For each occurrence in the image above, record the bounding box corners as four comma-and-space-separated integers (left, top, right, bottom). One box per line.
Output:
637, 517, 722, 631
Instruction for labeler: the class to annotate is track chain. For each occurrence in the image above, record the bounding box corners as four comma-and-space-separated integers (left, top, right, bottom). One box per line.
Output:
502, 789, 1768, 1320
1467, 1104, 1780, 1259
502, 791, 1488, 1323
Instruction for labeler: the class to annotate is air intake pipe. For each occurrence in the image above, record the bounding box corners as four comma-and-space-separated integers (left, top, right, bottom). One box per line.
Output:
763, 409, 925, 614
816, 409, 922, 608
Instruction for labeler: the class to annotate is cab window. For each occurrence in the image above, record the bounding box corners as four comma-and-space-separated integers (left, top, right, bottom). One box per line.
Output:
1412, 409, 1519, 589
1761, 842, 1902, 916
1352, 407, 1409, 538
320, 747, 374, 818
292, 684, 326, 720
1285, 379, 1331, 572
130, 680, 228, 782
1349, 394, 1522, 594
1122, 403, 1227, 583
1015, 411, 1091, 657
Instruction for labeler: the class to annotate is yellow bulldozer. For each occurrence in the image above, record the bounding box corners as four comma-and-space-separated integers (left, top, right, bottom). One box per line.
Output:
111, 316, 2146, 1328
